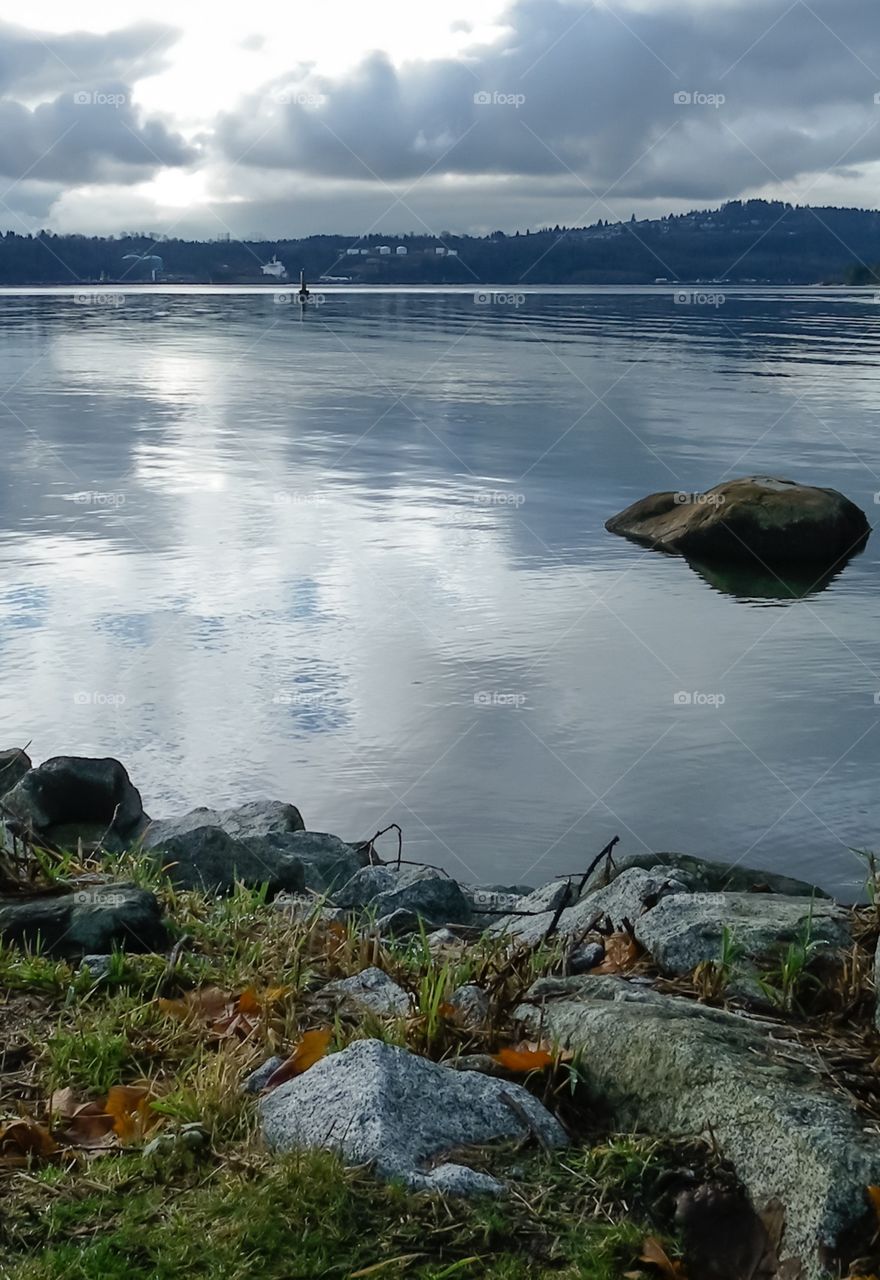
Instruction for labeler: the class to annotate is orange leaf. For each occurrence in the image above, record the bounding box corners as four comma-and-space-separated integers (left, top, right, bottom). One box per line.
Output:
0, 1117, 58, 1158
491, 1045, 555, 1072
867, 1185, 880, 1225
237, 987, 261, 1016
265, 1027, 333, 1089
103, 1085, 159, 1142
594, 932, 642, 975
639, 1236, 687, 1279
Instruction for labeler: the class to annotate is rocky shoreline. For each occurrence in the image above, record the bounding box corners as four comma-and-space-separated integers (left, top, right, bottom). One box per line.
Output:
3, 750, 880, 1279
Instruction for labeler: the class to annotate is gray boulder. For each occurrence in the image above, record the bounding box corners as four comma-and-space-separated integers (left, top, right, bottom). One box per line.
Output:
145, 800, 305, 842
335, 863, 439, 911
142, 824, 306, 896
2, 756, 147, 851
585, 851, 829, 900
491, 867, 683, 946
605, 476, 870, 565
0, 883, 168, 957
243, 1055, 287, 1094
634, 891, 851, 976
447, 983, 490, 1029
325, 966, 412, 1016
280, 832, 370, 893
375, 908, 429, 937
259, 1038, 567, 1193
566, 941, 605, 974
372, 873, 472, 926
0, 748, 31, 800
517, 974, 880, 1279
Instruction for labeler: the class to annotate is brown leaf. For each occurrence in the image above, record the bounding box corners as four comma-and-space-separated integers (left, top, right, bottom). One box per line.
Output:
639, 1236, 687, 1279
265, 1027, 333, 1090
594, 932, 642, 974
62, 1103, 117, 1148
158, 986, 233, 1023
0, 1117, 58, 1159
491, 1044, 555, 1072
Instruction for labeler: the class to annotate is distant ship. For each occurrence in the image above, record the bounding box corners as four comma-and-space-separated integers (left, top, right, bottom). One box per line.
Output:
260, 255, 287, 280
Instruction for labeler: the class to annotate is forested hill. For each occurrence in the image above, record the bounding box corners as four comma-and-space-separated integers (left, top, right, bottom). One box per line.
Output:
2, 199, 880, 285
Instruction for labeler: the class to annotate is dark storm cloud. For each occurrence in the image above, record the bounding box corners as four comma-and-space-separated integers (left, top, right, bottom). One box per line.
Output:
213, 0, 880, 203
0, 20, 180, 97
0, 89, 195, 186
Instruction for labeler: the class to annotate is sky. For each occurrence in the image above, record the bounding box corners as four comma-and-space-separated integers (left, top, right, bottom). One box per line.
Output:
1, 0, 880, 239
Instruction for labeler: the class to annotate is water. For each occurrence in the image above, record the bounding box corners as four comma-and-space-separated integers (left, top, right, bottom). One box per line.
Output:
1, 285, 879, 898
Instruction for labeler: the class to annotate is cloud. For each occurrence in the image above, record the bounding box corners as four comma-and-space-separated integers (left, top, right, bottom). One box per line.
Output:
212, 0, 880, 211
0, 19, 181, 99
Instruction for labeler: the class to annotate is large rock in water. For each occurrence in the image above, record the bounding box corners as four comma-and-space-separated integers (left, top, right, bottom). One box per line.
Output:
517, 975, 880, 1278
259, 1038, 566, 1194
0, 882, 168, 956
605, 476, 870, 565
584, 850, 830, 900
2, 756, 147, 851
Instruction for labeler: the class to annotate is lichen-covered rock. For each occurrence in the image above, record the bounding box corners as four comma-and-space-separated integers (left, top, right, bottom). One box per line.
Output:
634, 891, 851, 975
325, 967, 412, 1016
491, 867, 683, 946
0, 883, 168, 957
447, 984, 490, 1029
2, 756, 146, 851
517, 975, 880, 1278
335, 863, 439, 911
259, 1039, 567, 1193
606, 476, 870, 565
584, 851, 829, 900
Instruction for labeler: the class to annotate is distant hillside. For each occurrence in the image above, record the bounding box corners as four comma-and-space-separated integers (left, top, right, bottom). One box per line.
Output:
2, 200, 880, 285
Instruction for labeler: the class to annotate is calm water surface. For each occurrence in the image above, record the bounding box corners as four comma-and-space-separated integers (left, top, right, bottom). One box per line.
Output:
1, 286, 879, 897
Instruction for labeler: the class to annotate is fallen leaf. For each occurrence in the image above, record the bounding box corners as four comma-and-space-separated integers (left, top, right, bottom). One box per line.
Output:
0, 1117, 58, 1158
104, 1085, 159, 1142
48, 1087, 78, 1118
62, 1103, 117, 1148
237, 987, 261, 1016
491, 1044, 554, 1072
158, 985, 233, 1023
639, 1236, 687, 1278
867, 1185, 880, 1226
594, 932, 642, 974
265, 1027, 333, 1089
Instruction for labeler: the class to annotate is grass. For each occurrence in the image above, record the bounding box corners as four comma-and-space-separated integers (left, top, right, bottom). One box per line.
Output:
2, 1142, 666, 1279
0, 851, 711, 1277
